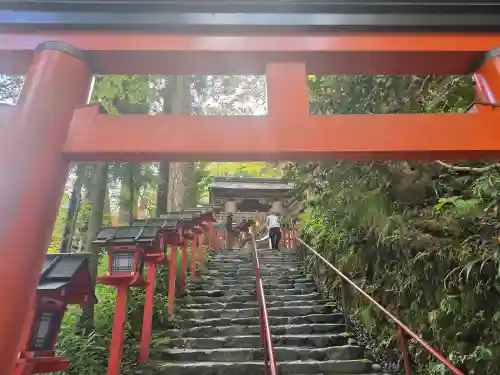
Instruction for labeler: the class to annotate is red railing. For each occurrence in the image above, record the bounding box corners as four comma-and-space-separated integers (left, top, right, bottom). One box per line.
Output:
251, 230, 278, 375
295, 236, 464, 375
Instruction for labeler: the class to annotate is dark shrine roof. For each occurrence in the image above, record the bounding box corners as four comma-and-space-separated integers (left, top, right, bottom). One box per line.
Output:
39, 253, 93, 293
0, 0, 500, 31
94, 225, 162, 245
209, 177, 292, 191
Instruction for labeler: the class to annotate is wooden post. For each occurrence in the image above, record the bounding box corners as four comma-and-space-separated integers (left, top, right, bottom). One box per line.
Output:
190, 238, 197, 279
107, 286, 128, 375
178, 242, 188, 295
139, 264, 156, 363
168, 247, 178, 314
197, 233, 205, 272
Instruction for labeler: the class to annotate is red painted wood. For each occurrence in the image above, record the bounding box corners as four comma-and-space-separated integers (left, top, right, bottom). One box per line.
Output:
178, 242, 188, 296
107, 286, 129, 375
139, 264, 157, 363
64, 105, 500, 162
197, 233, 205, 271
0, 45, 93, 374
16, 293, 36, 356
251, 232, 277, 375
476, 53, 500, 108
190, 238, 197, 279
168, 247, 177, 314
1, 32, 500, 75
208, 221, 213, 251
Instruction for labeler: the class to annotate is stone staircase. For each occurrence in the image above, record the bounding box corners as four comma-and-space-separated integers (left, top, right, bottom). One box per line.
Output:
153, 248, 382, 375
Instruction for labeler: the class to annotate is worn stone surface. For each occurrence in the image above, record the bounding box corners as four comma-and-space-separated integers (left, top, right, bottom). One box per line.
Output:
153, 247, 383, 374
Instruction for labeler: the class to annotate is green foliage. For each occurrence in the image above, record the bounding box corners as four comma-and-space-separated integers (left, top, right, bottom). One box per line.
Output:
92, 75, 159, 114
287, 74, 500, 374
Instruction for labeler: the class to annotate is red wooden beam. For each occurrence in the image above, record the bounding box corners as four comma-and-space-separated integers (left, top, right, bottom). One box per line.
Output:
0, 105, 14, 131
63, 105, 500, 161
1, 32, 500, 75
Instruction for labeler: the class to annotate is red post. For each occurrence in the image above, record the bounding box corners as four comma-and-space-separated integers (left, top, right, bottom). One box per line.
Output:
475, 49, 500, 109
398, 326, 412, 375
208, 221, 213, 250
168, 246, 177, 314
107, 286, 129, 375
178, 242, 188, 295
139, 264, 157, 363
16, 292, 36, 355
198, 233, 205, 271
190, 238, 197, 279
0, 42, 93, 374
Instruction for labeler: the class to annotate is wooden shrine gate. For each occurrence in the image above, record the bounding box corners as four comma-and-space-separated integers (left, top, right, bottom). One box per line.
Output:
1, 1, 500, 373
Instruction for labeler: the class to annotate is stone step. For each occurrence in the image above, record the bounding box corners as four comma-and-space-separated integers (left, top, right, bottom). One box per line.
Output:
180, 306, 335, 320
180, 313, 344, 328
166, 334, 349, 349
188, 292, 323, 304
155, 359, 374, 375
199, 276, 314, 284
182, 299, 331, 310
205, 270, 304, 277
187, 287, 317, 298
189, 281, 316, 290
158, 345, 364, 362
265, 288, 317, 295
188, 284, 316, 293
164, 323, 346, 338
208, 262, 303, 269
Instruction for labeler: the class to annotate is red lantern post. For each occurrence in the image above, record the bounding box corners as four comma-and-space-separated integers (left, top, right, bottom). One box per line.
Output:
93, 225, 157, 375
14, 254, 96, 375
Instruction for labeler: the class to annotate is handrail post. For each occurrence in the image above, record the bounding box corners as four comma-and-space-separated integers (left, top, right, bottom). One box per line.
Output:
398, 326, 412, 375
340, 278, 352, 333
315, 258, 321, 289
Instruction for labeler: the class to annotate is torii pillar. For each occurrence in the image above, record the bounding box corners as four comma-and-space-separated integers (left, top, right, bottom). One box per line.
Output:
475, 49, 500, 110
0, 42, 93, 374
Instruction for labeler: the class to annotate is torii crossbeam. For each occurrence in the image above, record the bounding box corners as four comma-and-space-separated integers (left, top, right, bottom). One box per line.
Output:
2, 1, 500, 374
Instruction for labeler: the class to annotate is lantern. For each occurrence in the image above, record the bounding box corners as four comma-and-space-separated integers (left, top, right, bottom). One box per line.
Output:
15, 253, 95, 375
94, 225, 161, 286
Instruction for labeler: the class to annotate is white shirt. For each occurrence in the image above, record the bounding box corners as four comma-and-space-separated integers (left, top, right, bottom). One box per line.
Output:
266, 214, 280, 229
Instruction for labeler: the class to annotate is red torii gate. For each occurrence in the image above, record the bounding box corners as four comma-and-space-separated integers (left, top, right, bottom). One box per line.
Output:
2, 2, 500, 374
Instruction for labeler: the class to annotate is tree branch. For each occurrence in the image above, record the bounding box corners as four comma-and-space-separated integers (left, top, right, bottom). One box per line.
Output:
435, 160, 500, 173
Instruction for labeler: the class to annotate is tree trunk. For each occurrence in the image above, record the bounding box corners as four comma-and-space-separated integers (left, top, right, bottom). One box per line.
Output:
183, 162, 197, 208
78, 162, 109, 333
171, 76, 195, 209
103, 186, 111, 225
128, 163, 137, 225
118, 163, 138, 224
119, 169, 128, 224
156, 161, 170, 215
59, 163, 85, 252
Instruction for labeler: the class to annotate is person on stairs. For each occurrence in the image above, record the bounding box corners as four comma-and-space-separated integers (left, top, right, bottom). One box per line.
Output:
266, 211, 281, 250
224, 213, 233, 249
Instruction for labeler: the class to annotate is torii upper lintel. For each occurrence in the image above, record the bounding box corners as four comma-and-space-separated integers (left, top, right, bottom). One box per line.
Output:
0, 0, 500, 31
